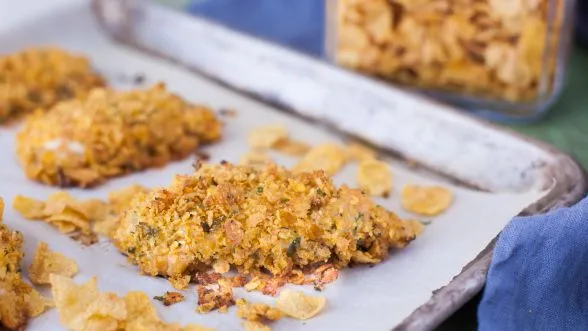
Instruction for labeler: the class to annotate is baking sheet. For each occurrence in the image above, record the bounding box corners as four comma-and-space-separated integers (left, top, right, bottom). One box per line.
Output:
0, 3, 550, 331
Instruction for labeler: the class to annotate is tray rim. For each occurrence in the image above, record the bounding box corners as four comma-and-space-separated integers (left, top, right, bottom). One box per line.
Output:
84, 1, 586, 329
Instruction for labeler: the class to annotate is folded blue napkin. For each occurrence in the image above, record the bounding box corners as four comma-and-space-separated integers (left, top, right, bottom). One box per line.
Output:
186, 1, 588, 330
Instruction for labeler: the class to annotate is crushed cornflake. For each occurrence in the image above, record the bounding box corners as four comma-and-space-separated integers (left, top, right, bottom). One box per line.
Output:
113, 162, 417, 290
0, 47, 104, 124
16, 83, 222, 187
239, 150, 273, 168
49, 274, 212, 331
13, 185, 149, 244
193, 272, 222, 286
243, 320, 272, 331
272, 139, 311, 157
276, 289, 326, 320
356, 159, 393, 197
154, 291, 185, 306
236, 298, 283, 322
293, 143, 347, 175
310, 264, 340, 291
196, 283, 235, 313
247, 125, 288, 149
401, 185, 454, 216
346, 142, 376, 161
333, 0, 563, 102
0, 198, 52, 330
212, 260, 230, 274
29, 242, 78, 285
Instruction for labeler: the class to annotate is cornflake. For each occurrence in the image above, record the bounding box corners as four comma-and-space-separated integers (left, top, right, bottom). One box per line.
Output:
0, 47, 104, 123
49, 274, 212, 331
346, 142, 376, 161
29, 242, 78, 285
401, 185, 454, 216
332, 0, 565, 102
16, 83, 222, 187
153, 291, 185, 306
272, 139, 311, 156
196, 283, 235, 313
356, 159, 393, 197
236, 298, 283, 322
276, 289, 326, 320
293, 143, 347, 175
0, 198, 52, 329
113, 162, 417, 287
248, 125, 288, 149
14, 185, 149, 244
243, 320, 272, 331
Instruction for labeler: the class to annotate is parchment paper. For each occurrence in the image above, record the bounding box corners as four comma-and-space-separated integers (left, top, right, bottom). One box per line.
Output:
0, 4, 550, 330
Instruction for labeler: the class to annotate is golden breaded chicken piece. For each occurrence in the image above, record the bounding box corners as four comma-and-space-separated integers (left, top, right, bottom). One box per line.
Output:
114, 163, 416, 281
0, 198, 50, 330
0, 47, 104, 123
16, 83, 222, 188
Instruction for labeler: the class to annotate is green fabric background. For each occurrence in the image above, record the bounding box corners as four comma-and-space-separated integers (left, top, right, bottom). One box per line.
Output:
511, 47, 588, 169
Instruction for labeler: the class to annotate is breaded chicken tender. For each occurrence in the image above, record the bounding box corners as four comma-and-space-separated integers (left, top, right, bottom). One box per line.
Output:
16, 83, 222, 187
0, 198, 51, 330
114, 163, 417, 282
0, 47, 104, 122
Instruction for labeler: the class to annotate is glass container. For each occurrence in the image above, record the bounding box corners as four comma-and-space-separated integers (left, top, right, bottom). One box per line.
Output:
325, 0, 577, 122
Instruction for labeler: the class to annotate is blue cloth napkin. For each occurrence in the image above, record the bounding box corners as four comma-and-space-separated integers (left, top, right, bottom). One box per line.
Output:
186, 1, 588, 329
478, 197, 588, 331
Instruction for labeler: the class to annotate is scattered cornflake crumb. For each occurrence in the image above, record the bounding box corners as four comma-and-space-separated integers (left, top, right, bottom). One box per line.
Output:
346, 142, 376, 161
243, 320, 272, 331
401, 185, 453, 216
193, 272, 222, 286
29, 242, 78, 285
244, 276, 263, 292
248, 125, 288, 149
276, 289, 326, 320
0, 198, 52, 329
212, 260, 230, 274
170, 275, 192, 290
154, 291, 185, 306
196, 283, 235, 313
260, 277, 286, 297
49, 274, 212, 331
13, 185, 149, 244
293, 143, 347, 175
223, 275, 247, 288
310, 264, 339, 291
236, 298, 283, 322
356, 159, 393, 197
239, 150, 273, 168
272, 139, 310, 156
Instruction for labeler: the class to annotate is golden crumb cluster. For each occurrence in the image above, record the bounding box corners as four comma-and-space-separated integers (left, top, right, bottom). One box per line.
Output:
0, 198, 51, 330
16, 83, 222, 187
0, 47, 104, 122
113, 162, 417, 283
49, 274, 211, 331
332, 0, 564, 102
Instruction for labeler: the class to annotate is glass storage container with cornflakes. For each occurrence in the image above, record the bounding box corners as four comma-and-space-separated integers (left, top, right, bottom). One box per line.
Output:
325, 0, 576, 122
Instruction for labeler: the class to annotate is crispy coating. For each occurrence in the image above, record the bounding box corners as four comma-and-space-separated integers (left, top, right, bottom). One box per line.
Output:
0, 47, 104, 123
114, 163, 417, 282
16, 83, 222, 187
0, 198, 50, 330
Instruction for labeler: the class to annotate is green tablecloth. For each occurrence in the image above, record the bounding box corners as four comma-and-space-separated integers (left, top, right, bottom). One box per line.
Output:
511, 47, 588, 168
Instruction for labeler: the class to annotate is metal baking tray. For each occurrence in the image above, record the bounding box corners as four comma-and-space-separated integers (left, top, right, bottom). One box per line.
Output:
0, 1, 584, 330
